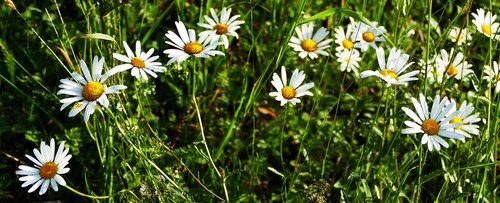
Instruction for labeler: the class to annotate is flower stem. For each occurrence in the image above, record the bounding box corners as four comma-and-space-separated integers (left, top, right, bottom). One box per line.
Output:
64, 185, 111, 199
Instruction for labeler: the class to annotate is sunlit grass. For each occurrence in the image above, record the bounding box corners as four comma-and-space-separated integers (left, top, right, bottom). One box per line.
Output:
0, 0, 499, 202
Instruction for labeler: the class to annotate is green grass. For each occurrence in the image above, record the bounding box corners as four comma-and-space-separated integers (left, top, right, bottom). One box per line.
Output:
0, 0, 499, 202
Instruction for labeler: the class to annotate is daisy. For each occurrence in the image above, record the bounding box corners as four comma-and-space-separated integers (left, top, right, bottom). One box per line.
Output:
448, 99, 481, 142
419, 55, 445, 84
351, 18, 386, 52
107, 41, 166, 80
336, 49, 361, 76
333, 24, 357, 53
164, 21, 224, 65
449, 27, 472, 46
471, 8, 499, 40
197, 7, 245, 49
16, 138, 72, 195
288, 22, 333, 59
402, 93, 464, 151
360, 47, 419, 86
269, 66, 314, 106
426, 65, 445, 84
57, 56, 127, 122
435, 48, 473, 81
483, 61, 500, 93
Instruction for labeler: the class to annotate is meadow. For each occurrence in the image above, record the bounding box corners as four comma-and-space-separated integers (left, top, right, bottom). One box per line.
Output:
0, 0, 499, 202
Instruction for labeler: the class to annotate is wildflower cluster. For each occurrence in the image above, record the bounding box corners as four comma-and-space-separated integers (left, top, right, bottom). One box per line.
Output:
280, 10, 489, 152
17, 6, 244, 195
10, 1, 498, 201
401, 94, 480, 151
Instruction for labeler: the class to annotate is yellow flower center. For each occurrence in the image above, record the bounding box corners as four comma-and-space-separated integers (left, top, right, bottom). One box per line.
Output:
131, 57, 145, 68
446, 64, 458, 76
455, 34, 464, 42
362, 31, 376, 42
342, 39, 354, 49
184, 41, 203, 55
450, 116, 463, 130
214, 23, 229, 35
422, 119, 440, 135
496, 74, 500, 81
481, 24, 492, 36
301, 39, 317, 52
39, 161, 57, 179
82, 81, 105, 101
281, 86, 296, 99
380, 69, 398, 79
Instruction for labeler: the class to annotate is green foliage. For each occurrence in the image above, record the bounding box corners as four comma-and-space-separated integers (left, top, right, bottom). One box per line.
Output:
0, 0, 499, 202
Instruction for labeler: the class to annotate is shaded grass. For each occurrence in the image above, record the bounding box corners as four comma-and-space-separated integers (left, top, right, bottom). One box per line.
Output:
0, 0, 499, 202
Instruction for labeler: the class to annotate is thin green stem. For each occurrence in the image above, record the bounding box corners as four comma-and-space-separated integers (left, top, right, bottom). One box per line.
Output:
280, 105, 289, 201
189, 57, 228, 201
416, 144, 427, 202
64, 185, 111, 199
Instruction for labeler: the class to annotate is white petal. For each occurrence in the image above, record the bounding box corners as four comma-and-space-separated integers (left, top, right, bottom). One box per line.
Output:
16, 165, 39, 175
123, 41, 134, 58
39, 179, 50, 195
280, 66, 288, 86
176, 21, 190, 43
112, 53, 131, 63
68, 101, 87, 117
80, 59, 93, 83
359, 70, 378, 78
53, 174, 66, 186
27, 179, 43, 193
48, 138, 56, 162
98, 94, 110, 107
402, 107, 422, 124
84, 101, 97, 122
135, 41, 142, 57
25, 155, 42, 166
438, 130, 464, 139
295, 82, 314, 93
21, 175, 41, 187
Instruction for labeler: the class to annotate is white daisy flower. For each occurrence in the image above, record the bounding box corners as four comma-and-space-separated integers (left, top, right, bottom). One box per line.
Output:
402, 93, 464, 151
419, 55, 446, 85
269, 66, 314, 106
360, 47, 419, 86
164, 21, 224, 65
483, 61, 500, 93
336, 49, 361, 76
447, 99, 481, 142
333, 25, 357, 53
471, 8, 500, 40
16, 138, 72, 195
108, 41, 166, 80
57, 56, 127, 122
435, 48, 473, 81
350, 18, 386, 52
288, 22, 333, 59
197, 7, 245, 49
449, 27, 472, 46
427, 65, 445, 85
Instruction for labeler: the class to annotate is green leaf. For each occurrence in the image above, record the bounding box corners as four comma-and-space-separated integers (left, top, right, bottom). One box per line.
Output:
361, 179, 373, 201
73, 33, 117, 43
267, 167, 284, 178
24, 130, 41, 143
